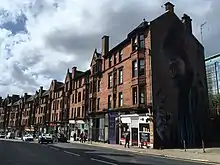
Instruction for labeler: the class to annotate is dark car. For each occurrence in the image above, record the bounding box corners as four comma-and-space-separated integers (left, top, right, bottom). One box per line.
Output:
57, 133, 67, 143
38, 133, 53, 144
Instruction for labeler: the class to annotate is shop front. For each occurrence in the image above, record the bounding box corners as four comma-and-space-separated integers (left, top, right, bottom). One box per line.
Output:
69, 119, 88, 141
119, 113, 151, 148
108, 112, 117, 144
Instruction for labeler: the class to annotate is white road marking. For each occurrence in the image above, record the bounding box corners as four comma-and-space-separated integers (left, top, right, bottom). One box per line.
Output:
64, 150, 80, 156
50, 147, 59, 151
90, 158, 118, 165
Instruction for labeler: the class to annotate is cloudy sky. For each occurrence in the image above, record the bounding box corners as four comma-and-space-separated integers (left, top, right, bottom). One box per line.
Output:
0, 0, 218, 97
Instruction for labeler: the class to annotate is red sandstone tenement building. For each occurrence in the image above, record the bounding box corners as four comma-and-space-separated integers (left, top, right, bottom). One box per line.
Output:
48, 80, 66, 133
0, 2, 209, 149
21, 93, 34, 132
66, 67, 90, 139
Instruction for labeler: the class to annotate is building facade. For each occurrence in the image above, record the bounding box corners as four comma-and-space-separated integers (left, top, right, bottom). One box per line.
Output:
0, 2, 209, 149
85, 2, 209, 148
205, 53, 220, 95
21, 93, 34, 132
48, 80, 65, 134
34, 87, 49, 133
69, 67, 90, 140
0, 97, 4, 130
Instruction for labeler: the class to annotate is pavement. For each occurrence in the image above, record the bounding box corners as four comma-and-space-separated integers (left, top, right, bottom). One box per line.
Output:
67, 141, 220, 165
0, 138, 213, 165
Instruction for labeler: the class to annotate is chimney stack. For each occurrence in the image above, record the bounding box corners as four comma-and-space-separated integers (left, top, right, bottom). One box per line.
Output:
39, 86, 43, 95
24, 93, 27, 102
182, 14, 192, 34
72, 67, 77, 78
101, 35, 109, 56
164, 2, 174, 12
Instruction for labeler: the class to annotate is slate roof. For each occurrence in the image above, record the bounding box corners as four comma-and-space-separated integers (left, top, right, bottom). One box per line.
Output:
42, 90, 49, 97
26, 95, 35, 102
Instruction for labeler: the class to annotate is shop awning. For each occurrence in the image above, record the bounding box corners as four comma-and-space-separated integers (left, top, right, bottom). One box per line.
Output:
69, 120, 85, 124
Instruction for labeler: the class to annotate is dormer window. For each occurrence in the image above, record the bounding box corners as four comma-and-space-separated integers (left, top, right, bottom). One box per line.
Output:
114, 53, 117, 65
139, 34, 145, 49
109, 56, 112, 67
119, 49, 123, 62
97, 62, 102, 72
93, 62, 101, 75
132, 36, 138, 51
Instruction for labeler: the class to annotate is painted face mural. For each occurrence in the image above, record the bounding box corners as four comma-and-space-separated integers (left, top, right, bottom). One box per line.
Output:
155, 25, 198, 148
154, 88, 172, 145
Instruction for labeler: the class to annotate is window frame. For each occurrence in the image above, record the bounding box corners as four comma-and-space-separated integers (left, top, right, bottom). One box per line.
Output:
109, 56, 112, 68
139, 34, 145, 49
118, 92, 123, 107
118, 68, 123, 85
132, 60, 138, 77
132, 87, 137, 105
139, 86, 145, 104
139, 59, 145, 76
119, 49, 123, 62
108, 73, 113, 88
108, 95, 112, 109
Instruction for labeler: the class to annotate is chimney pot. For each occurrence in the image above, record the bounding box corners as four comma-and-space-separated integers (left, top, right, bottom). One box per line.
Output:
182, 14, 192, 34
101, 35, 109, 56
72, 67, 77, 78
164, 2, 174, 12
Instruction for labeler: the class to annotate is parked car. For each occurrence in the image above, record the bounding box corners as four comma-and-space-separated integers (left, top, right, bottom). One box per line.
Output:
57, 133, 68, 143
5, 132, 15, 139
38, 133, 53, 144
22, 134, 34, 141
0, 132, 6, 138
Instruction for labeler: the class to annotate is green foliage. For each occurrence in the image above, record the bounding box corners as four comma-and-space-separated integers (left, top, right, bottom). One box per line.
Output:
209, 94, 220, 108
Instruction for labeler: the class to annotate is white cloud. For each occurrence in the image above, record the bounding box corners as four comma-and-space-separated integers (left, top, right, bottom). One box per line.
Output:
0, 0, 217, 97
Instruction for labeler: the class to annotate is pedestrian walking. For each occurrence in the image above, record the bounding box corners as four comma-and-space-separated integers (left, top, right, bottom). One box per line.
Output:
124, 132, 130, 148
83, 132, 87, 143
73, 132, 76, 141
80, 132, 84, 143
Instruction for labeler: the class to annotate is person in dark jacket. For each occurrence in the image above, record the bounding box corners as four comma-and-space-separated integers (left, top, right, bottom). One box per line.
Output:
124, 132, 130, 148
73, 132, 76, 141
80, 132, 84, 143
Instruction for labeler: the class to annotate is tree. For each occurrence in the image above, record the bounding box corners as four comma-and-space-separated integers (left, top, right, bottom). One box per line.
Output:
209, 94, 220, 116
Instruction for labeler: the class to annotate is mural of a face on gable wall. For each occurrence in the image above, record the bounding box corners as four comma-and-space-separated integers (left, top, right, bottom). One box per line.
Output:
154, 24, 207, 149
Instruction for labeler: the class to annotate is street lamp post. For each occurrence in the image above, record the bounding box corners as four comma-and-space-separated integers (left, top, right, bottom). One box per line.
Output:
200, 21, 207, 45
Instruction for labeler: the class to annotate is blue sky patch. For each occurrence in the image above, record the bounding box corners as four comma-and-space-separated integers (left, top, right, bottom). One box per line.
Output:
0, 12, 27, 35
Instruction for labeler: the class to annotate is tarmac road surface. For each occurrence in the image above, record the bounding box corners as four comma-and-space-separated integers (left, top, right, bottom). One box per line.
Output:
0, 140, 210, 165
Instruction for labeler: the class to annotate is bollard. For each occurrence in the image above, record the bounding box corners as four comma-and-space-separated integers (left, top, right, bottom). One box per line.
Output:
202, 140, 206, 153
183, 140, 186, 152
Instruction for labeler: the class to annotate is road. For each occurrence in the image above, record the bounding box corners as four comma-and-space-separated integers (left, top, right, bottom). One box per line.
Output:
0, 140, 210, 165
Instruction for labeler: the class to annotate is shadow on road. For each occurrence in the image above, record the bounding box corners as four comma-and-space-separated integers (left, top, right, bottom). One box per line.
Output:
47, 144, 154, 165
